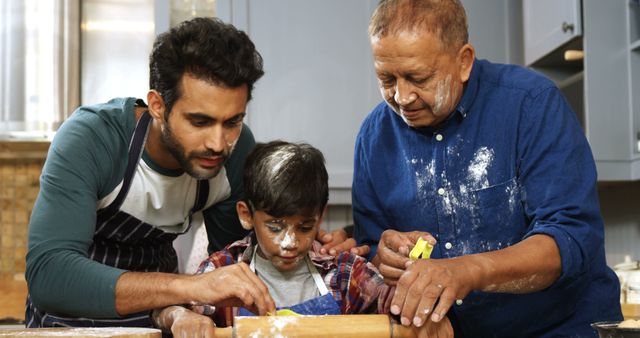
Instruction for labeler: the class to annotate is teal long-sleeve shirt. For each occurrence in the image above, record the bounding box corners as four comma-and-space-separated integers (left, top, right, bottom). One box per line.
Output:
26, 98, 253, 318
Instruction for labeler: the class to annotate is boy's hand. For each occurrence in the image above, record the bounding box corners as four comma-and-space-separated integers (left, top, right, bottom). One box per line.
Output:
317, 228, 370, 256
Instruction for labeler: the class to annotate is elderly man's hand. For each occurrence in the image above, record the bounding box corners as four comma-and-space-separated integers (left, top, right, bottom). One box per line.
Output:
317, 228, 370, 256
391, 257, 477, 328
373, 230, 436, 285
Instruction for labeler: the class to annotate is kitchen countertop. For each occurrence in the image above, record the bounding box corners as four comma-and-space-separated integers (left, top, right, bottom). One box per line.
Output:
0, 140, 50, 160
0, 325, 25, 330
624, 303, 640, 319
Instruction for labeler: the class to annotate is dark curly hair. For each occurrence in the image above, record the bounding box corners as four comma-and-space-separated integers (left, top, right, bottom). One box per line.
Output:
243, 141, 329, 218
149, 17, 264, 118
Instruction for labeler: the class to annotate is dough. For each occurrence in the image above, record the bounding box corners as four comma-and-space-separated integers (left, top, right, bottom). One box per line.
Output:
618, 319, 640, 328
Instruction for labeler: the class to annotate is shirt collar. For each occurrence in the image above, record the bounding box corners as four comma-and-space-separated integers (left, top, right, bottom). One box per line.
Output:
454, 58, 480, 119
412, 59, 480, 134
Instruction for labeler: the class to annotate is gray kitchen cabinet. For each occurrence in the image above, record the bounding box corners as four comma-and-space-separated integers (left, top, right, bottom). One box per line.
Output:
523, 0, 582, 66
461, 0, 524, 65
216, 0, 380, 205
525, 0, 640, 180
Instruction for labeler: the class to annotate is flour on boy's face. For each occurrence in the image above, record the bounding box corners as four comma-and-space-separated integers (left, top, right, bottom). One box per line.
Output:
252, 211, 320, 272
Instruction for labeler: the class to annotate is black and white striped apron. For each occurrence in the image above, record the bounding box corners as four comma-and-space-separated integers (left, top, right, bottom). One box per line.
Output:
26, 107, 209, 328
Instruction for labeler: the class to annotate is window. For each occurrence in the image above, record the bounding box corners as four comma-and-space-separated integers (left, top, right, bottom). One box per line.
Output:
0, 0, 216, 139
80, 0, 154, 106
0, 0, 79, 138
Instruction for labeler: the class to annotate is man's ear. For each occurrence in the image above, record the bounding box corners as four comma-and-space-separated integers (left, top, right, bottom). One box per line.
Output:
236, 201, 254, 230
147, 90, 166, 121
457, 43, 475, 83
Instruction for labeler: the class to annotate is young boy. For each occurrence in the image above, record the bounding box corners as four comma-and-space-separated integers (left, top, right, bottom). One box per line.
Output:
153, 141, 451, 337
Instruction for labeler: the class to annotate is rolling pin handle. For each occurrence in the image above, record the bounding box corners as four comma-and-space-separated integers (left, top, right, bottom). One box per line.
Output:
390, 318, 417, 338
213, 326, 233, 338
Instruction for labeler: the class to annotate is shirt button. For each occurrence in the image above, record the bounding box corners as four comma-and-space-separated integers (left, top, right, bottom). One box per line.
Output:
435, 134, 443, 141
456, 299, 463, 305
437, 188, 445, 195
444, 242, 453, 250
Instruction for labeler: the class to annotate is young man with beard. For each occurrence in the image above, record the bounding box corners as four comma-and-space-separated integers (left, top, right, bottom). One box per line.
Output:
25, 17, 357, 328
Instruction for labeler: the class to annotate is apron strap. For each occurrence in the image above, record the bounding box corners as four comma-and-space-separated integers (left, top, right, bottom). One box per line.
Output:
306, 256, 329, 296
192, 179, 210, 212
99, 110, 151, 215
175, 179, 210, 235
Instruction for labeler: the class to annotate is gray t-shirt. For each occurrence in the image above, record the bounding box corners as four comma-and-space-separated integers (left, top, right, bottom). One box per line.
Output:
254, 251, 320, 307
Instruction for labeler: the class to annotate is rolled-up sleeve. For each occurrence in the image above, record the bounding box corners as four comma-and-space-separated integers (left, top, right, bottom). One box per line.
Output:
518, 86, 602, 286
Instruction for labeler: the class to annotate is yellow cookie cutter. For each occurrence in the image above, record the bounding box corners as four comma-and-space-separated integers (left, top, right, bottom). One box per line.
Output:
409, 237, 433, 260
271, 309, 301, 316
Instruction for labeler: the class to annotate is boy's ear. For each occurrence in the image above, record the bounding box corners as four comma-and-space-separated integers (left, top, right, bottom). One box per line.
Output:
318, 205, 328, 224
236, 201, 254, 230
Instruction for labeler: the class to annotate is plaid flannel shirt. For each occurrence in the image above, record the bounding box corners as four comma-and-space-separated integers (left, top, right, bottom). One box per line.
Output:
193, 233, 394, 327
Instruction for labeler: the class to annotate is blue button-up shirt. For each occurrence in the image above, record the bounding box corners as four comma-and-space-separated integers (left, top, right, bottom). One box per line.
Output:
353, 59, 621, 337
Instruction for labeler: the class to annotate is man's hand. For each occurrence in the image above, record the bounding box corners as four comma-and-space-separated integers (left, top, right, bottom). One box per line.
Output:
153, 306, 216, 338
189, 262, 276, 315
390, 257, 477, 328
386, 233, 562, 329
317, 228, 370, 256
373, 230, 436, 284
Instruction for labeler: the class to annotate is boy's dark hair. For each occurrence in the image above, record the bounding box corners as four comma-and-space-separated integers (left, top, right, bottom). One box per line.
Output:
243, 141, 329, 218
149, 17, 264, 119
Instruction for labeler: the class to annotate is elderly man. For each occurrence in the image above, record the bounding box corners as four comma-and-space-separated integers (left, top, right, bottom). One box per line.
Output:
353, 0, 622, 336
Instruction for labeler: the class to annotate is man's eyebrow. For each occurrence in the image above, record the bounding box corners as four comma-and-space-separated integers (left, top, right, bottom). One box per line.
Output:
185, 112, 246, 122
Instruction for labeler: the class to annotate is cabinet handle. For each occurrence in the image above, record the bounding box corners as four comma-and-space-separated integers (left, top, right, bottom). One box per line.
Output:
562, 22, 575, 33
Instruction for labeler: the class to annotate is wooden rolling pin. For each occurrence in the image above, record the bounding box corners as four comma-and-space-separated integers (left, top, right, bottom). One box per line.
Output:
213, 314, 416, 338
0, 327, 161, 338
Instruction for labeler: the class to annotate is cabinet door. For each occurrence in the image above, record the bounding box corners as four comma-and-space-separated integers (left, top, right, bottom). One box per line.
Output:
523, 0, 582, 65
217, 0, 379, 204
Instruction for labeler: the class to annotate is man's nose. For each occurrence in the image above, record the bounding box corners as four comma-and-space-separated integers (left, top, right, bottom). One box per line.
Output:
394, 80, 417, 106
204, 125, 226, 153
